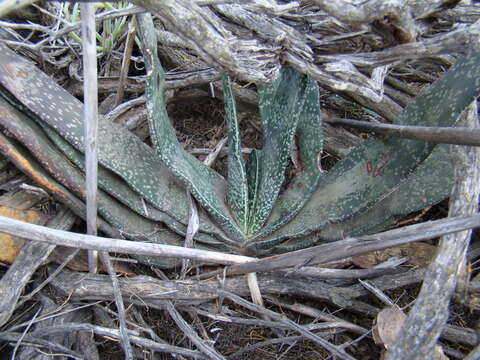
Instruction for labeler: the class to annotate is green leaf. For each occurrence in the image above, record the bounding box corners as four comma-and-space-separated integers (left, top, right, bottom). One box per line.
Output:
137, 13, 244, 241
249, 49, 480, 251
223, 75, 249, 231
247, 68, 307, 234
315, 145, 453, 241
39, 122, 230, 245
0, 42, 233, 245
0, 44, 185, 222
39, 121, 166, 221
0, 95, 227, 249
0, 115, 197, 269
245, 149, 260, 226
250, 145, 453, 255
251, 77, 323, 240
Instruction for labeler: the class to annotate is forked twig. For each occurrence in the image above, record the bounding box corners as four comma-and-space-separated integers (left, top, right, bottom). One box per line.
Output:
218, 290, 357, 360
17, 248, 80, 308
99, 252, 134, 360
166, 301, 226, 360
11, 306, 42, 359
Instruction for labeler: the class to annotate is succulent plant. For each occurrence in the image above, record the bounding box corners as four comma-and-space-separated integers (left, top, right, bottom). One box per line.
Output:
0, 13, 479, 267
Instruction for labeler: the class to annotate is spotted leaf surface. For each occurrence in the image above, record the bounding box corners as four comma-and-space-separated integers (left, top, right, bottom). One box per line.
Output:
0, 43, 230, 244
245, 149, 260, 227
38, 118, 232, 246
137, 14, 244, 241
251, 77, 323, 241
250, 145, 453, 255
247, 68, 307, 234
315, 145, 453, 242
0, 96, 226, 249
222, 75, 249, 231
251, 49, 480, 249
0, 44, 186, 222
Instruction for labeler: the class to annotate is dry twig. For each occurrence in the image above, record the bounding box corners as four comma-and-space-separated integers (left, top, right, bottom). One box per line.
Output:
326, 117, 480, 146
387, 102, 480, 359
0, 208, 75, 328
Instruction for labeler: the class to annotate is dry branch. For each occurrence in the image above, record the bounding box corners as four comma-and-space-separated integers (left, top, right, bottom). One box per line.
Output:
23, 323, 208, 359
325, 117, 480, 146
316, 21, 480, 67
0, 208, 75, 328
195, 308, 359, 333
387, 102, 480, 358
49, 266, 426, 316
166, 301, 226, 360
133, 0, 280, 84
212, 213, 480, 277
0, 332, 83, 359
99, 252, 133, 359
0, 215, 254, 265
81, 2, 99, 274
281, 264, 405, 280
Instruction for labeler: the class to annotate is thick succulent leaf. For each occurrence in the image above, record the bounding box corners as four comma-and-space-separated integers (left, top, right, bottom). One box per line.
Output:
38, 121, 231, 245
295, 78, 324, 172
250, 145, 453, 256
315, 145, 453, 241
246, 149, 259, 225
39, 121, 173, 222
137, 13, 244, 241
35, 102, 231, 245
223, 75, 249, 231
251, 77, 323, 240
250, 49, 480, 250
0, 96, 227, 249
0, 43, 230, 242
0, 130, 189, 269
0, 44, 184, 219
0, 132, 116, 236
0, 138, 196, 269
247, 68, 307, 234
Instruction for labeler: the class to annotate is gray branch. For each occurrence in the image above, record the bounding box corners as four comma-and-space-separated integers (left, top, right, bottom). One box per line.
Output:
0, 215, 254, 265
325, 117, 480, 146
386, 102, 480, 359
80, 2, 99, 274
0, 208, 75, 328
221, 213, 480, 277
166, 302, 226, 360
316, 20, 480, 67
132, 0, 280, 84
29, 323, 208, 359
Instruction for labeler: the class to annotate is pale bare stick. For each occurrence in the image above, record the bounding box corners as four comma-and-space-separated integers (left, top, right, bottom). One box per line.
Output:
325, 117, 480, 146
0, 215, 254, 265
80, 2, 99, 274
386, 102, 480, 359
